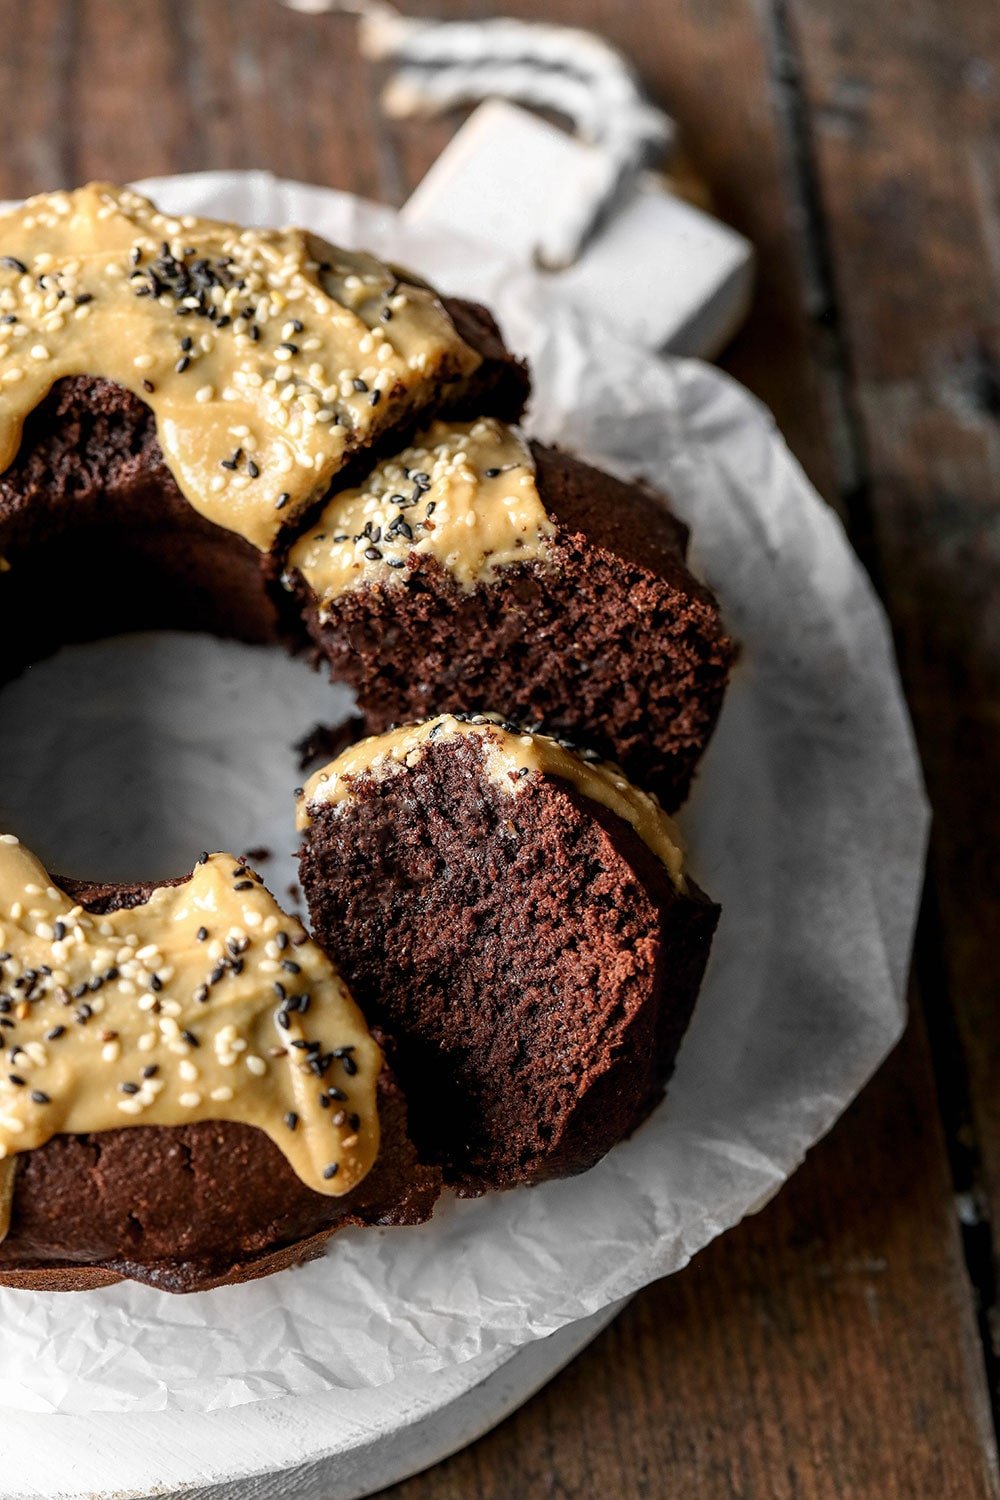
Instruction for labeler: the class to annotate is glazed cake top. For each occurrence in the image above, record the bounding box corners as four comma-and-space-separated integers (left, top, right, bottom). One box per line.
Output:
298, 713, 687, 891
288, 418, 555, 605
0, 183, 480, 550
0, 840, 382, 1241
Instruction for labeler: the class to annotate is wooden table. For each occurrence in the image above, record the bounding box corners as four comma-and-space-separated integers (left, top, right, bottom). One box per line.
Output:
2, 1, 998, 1495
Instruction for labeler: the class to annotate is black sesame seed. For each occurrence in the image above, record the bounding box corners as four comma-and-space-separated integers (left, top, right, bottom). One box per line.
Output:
175, 355, 190, 373
119, 1081, 140, 1095
7, 1073, 25, 1087
0, 256, 27, 273
30, 1090, 50, 1105
484, 467, 501, 478
276, 932, 290, 952
279, 342, 299, 355
181, 1029, 200, 1048
194, 985, 210, 1004
150, 974, 163, 992
276, 1010, 291, 1030
198, 852, 209, 865
180, 335, 193, 352
274, 982, 286, 1000
142, 379, 156, 393
364, 546, 382, 561
234, 880, 254, 891
285, 1111, 299, 1131
45, 1025, 65, 1041
53, 921, 66, 942
275, 491, 290, 510
142, 1064, 159, 1079
369, 389, 382, 406
281, 960, 301, 974
247, 459, 260, 480
352, 377, 368, 393
196, 927, 208, 942
75, 292, 94, 305
323, 1163, 339, 1180
327, 1086, 347, 1102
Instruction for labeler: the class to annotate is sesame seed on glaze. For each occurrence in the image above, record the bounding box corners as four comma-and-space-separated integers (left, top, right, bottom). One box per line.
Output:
0, 844, 382, 1214
289, 418, 555, 607
0, 183, 482, 553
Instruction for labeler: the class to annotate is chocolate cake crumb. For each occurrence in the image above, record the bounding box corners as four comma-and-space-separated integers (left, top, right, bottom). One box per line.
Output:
291, 443, 735, 811
294, 715, 366, 773
299, 730, 719, 1195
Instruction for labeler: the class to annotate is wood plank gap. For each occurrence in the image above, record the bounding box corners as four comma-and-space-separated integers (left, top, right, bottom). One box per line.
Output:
762, 0, 881, 573
915, 864, 1000, 1444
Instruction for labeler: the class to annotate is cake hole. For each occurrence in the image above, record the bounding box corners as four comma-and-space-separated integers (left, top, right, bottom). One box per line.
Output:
0, 630, 353, 894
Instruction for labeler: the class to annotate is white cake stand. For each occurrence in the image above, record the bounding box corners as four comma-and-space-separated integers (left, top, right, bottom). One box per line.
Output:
6, 1300, 625, 1500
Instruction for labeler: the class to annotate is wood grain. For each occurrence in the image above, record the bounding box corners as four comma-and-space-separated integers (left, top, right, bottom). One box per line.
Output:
786, 0, 1000, 1270
0, 2, 996, 1495
385, 1017, 997, 1500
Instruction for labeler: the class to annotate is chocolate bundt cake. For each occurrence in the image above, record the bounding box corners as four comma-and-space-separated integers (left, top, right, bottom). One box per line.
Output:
0, 184, 527, 678
0, 183, 727, 1289
287, 419, 735, 810
0, 843, 440, 1292
297, 715, 720, 1194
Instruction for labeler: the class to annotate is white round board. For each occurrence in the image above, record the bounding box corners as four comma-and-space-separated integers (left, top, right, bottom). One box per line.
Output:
0, 173, 927, 1494
6, 1302, 625, 1500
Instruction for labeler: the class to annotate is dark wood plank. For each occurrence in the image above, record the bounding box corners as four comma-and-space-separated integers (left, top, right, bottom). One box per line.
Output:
785, 0, 1000, 1389
383, 0, 839, 501
384, 1014, 998, 1500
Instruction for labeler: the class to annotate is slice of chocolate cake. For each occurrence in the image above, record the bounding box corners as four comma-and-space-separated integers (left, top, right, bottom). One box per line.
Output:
0, 845, 440, 1292
287, 419, 735, 810
297, 714, 720, 1195
0, 185, 528, 681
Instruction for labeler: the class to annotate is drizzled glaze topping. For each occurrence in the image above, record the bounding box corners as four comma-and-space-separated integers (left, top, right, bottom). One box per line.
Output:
0, 840, 381, 1242
288, 418, 554, 606
297, 713, 687, 890
0, 183, 480, 551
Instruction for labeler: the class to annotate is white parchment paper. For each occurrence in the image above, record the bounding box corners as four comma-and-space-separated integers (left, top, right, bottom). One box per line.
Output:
0, 172, 928, 1413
